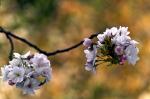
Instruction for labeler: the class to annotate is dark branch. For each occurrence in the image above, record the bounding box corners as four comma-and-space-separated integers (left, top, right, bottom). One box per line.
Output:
4, 33, 14, 60
0, 27, 48, 55
46, 32, 99, 56
0, 26, 99, 56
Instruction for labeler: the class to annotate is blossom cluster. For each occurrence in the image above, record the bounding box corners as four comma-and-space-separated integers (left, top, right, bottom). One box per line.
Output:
83, 26, 139, 72
1, 52, 52, 94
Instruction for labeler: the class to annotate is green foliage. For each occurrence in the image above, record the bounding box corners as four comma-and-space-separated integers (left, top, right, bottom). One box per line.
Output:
14, 0, 58, 29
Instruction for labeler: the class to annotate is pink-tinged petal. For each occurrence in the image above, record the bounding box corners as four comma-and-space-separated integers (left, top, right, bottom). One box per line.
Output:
83, 38, 92, 47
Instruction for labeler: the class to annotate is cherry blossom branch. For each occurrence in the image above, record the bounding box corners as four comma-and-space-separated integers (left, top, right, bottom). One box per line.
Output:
0, 26, 99, 57
0, 26, 140, 94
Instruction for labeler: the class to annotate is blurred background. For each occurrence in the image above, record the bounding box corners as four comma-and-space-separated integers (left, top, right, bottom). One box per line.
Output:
0, 0, 150, 99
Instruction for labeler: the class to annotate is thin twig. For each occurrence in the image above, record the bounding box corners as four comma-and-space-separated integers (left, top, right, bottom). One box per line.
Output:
0, 26, 99, 56
4, 33, 14, 60
0, 27, 47, 55
46, 32, 98, 56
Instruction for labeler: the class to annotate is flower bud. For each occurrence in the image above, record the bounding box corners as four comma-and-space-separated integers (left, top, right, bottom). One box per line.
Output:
119, 55, 127, 65
115, 46, 124, 55
83, 38, 92, 47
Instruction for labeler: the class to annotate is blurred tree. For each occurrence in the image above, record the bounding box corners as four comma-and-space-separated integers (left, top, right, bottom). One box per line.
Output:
7, 0, 58, 31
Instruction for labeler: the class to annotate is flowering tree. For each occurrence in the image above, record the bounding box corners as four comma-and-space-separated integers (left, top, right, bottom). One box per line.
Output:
0, 26, 139, 94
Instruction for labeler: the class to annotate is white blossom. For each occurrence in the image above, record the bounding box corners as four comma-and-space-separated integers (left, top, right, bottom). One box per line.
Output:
110, 27, 118, 36
1, 52, 52, 94
130, 40, 139, 45
22, 78, 40, 94
14, 51, 31, 59
30, 53, 52, 80
111, 26, 131, 45
1, 65, 12, 81
84, 45, 97, 62
119, 26, 130, 36
84, 26, 139, 72
125, 44, 139, 65
30, 53, 50, 68
103, 28, 112, 37
9, 59, 22, 67
97, 34, 105, 43
7, 67, 25, 83
84, 45, 97, 72
112, 34, 130, 45
85, 62, 96, 73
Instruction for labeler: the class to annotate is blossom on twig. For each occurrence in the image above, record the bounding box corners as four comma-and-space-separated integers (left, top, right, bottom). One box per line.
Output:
83, 26, 139, 72
1, 52, 52, 94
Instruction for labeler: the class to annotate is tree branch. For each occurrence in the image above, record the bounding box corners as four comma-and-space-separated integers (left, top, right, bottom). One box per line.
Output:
0, 26, 99, 56
5, 34, 14, 60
